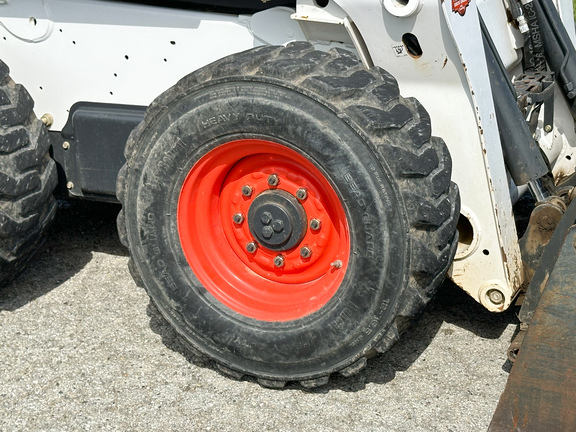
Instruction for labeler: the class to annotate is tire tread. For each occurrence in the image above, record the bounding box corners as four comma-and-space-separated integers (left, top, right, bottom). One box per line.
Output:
117, 42, 460, 386
0, 66, 57, 286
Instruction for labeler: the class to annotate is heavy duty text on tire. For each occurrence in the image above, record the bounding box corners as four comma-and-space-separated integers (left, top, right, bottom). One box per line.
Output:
0, 61, 57, 286
117, 42, 460, 387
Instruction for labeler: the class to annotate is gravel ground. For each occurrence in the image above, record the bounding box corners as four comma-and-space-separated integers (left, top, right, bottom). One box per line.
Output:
0, 200, 518, 431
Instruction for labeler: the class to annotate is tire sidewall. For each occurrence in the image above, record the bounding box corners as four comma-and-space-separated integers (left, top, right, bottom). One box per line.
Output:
126, 80, 409, 378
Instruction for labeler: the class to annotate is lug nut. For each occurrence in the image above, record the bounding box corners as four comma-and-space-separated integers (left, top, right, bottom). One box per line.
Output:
273, 255, 285, 268
242, 185, 253, 197
309, 219, 321, 231
246, 242, 258, 253
296, 188, 308, 201
233, 212, 245, 224
267, 174, 280, 187
331, 260, 342, 269
300, 246, 312, 259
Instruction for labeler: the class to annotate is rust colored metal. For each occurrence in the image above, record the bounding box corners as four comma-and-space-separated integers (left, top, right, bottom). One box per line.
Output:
519, 196, 576, 323
489, 226, 576, 431
518, 196, 566, 282
506, 323, 527, 363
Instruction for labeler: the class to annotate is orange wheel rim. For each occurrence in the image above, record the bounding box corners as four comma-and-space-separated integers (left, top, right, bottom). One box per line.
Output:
177, 139, 350, 321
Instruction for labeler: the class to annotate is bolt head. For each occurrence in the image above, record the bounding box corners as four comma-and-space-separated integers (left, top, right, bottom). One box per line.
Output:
66, 181, 74, 189
267, 174, 279, 187
309, 219, 321, 231
273, 255, 285, 268
233, 212, 245, 224
261, 226, 274, 239
272, 219, 284, 233
545, 124, 553, 133
62, 141, 70, 150
260, 211, 273, 225
242, 185, 253, 197
300, 246, 312, 259
246, 242, 258, 253
487, 289, 505, 305
41, 113, 54, 128
296, 188, 308, 200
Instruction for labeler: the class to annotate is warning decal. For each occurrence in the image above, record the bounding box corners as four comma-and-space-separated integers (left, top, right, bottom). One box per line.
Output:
452, 0, 470, 16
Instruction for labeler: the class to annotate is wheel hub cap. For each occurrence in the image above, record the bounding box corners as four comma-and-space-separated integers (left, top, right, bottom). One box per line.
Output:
248, 190, 307, 251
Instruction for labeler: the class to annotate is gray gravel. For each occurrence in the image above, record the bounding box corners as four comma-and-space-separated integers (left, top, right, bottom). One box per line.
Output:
0, 200, 518, 431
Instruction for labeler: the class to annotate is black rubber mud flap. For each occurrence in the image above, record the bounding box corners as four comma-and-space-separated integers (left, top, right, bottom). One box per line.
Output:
489, 224, 576, 431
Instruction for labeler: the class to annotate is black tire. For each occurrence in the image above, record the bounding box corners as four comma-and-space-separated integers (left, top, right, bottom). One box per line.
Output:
0, 61, 57, 286
117, 42, 459, 387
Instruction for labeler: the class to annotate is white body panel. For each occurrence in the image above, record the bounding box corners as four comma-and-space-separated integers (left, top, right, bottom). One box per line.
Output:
0, 1, 306, 130
2, 0, 576, 311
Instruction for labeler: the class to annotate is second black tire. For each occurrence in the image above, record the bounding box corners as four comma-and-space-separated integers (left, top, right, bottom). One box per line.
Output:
0, 61, 57, 287
117, 42, 459, 387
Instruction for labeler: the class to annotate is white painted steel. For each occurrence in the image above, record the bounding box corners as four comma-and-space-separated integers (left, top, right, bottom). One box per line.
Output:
324, 0, 523, 310
441, 1, 523, 311
2, 0, 576, 312
0, 1, 304, 130
478, 0, 523, 71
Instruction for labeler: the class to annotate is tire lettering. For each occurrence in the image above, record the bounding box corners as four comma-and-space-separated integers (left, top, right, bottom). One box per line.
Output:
142, 217, 158, 244
328, 302, 361, 332
201, 112, 241, 129
369, 164, 392, 208
245, 113, 276, 124
379, 299, 390, 313
343, 173, 366, 207
157, 138, 188, 173
362, 214, 375, 258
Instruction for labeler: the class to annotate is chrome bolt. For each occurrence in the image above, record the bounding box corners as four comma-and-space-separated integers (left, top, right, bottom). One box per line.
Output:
62, 141, 70, 150
487, 289, 505, 305
262, 226, 273, 239
232, 212, 245, 225
544, 124, 553, 133
267, 174, 280, 187
246, 242, 258, 253
296, 188, 308, 201
331, 260, 342, 269
273, 255, 285, 268
300, 246, 312, 259
66, 181, 74, 189
309, 219, 321, 231
242, 185, 253, 197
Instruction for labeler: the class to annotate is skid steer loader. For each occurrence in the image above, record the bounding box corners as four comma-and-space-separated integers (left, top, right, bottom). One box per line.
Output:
1, 0, 575, 427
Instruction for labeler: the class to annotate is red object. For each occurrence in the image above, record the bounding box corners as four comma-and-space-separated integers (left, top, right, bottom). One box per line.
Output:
177, 139, 350, 321
452, 0, 470, 16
